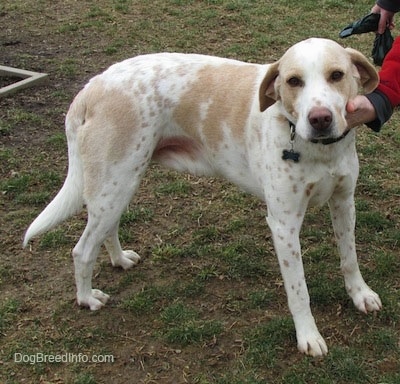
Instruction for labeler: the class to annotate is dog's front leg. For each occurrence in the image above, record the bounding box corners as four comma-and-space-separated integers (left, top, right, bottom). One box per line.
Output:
329, 193, 382, 313
267, 214, 328, 356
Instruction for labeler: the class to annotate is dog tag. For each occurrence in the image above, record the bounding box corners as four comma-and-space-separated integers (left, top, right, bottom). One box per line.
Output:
282, 149, 300, 163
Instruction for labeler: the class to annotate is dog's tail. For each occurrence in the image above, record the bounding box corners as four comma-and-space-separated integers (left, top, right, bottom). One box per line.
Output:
23, 90, 86, 247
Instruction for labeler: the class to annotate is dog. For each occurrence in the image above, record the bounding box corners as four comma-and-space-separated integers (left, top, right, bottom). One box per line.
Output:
24, 38, 382, 356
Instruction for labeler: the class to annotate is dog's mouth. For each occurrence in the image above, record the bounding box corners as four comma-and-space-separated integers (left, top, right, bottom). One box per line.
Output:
310, 129, 334, 140
309, 128, 351, 145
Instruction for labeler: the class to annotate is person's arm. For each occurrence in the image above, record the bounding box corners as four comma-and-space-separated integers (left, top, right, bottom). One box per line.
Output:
376, 0, 400, 13
364, 91, 393, 131
363, 31, 400, 131
347, 38, 400, 132
376, 37, 400, 107
346, 5, 400, 131
374, 1, 400, 33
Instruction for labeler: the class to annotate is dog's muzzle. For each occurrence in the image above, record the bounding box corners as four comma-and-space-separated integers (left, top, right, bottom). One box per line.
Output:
308, 106, 333, 132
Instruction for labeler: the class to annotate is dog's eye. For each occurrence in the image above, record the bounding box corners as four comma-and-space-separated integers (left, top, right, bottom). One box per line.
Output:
331, 71, 344, 82
287, 77, 302, 87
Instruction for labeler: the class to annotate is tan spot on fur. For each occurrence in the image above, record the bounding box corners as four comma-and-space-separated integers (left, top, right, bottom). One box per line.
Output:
283, 259, 290, 268
77, 79, 142, 197
173, 64, 259, 149
292, 251, 300, 259
306, 183, 315, 197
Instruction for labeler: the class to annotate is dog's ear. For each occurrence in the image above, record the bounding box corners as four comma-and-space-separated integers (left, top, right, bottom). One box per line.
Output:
345, 47, 379, 94
259, 60, 280, 112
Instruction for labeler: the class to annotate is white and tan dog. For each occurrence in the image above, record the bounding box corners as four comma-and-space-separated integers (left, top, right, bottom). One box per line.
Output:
24, 38, 382, 356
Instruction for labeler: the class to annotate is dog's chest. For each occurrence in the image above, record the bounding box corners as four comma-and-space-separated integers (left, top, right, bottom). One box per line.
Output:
307, 172, 347, 207
260, 144, 357, 209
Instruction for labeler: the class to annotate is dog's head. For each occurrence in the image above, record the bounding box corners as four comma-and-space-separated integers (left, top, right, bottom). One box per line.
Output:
259, 38, 379, 141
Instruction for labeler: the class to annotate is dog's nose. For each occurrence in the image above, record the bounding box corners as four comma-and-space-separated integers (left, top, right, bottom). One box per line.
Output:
308, 107, 332, 131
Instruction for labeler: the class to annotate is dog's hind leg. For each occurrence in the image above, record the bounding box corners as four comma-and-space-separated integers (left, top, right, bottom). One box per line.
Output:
104, 226, 141, 270
73, 170, 146, 310
73, 220, 111, 310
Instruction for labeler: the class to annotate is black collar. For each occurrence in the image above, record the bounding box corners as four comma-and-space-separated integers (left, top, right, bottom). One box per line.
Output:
310, 129, 351, 145
282, 122, 351, 163
289, 122, 351, 145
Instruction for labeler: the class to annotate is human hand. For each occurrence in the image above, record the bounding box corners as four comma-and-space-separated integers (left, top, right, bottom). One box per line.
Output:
371, 4, 395, 34
346, 95, 377, 128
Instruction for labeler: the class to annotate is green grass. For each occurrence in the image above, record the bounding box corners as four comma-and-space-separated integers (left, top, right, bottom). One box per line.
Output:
164, 318, 223, 345
161, 301, 223, 345
74, 373, 97, 384
46, 133, 67, 150
0, 299, 20, 336
281, 348, 369, 384
1, 174, 31, 198
121, 285, 162, 315
245, 317, 296, 369
39, 229, 70, 249
155, 179, 192, 196
1, 170, 61, 205
221, 240, 270, 279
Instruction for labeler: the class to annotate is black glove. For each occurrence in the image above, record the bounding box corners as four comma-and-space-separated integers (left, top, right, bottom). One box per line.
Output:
339, 13, 393, 66
339, 13, 381, 37
372, 29, 394, 65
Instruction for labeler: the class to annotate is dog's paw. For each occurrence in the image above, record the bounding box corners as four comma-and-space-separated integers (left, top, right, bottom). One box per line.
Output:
77, 289, 110, 310
111, 250, 141, 270
297, 330, 328, 357
352, 287, 382, 314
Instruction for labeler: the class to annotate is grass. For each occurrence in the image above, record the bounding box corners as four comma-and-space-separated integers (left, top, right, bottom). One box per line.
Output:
1, 170, 61, 205
161, 301, 223, 345
155, 178, 193, 196
39, 229, 70, 249
245, 317, 296, 369
74, 373, 97, 384
1, 0, 400, 383
0, 299, 20, 336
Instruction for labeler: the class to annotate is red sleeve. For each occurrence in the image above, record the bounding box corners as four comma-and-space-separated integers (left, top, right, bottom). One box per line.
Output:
377, 37, 400, 107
